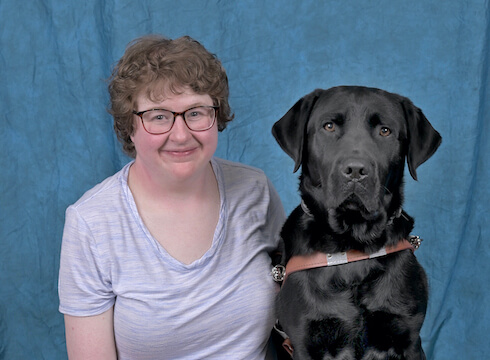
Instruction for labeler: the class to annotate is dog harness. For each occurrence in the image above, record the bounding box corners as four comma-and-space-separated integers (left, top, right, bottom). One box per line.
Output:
272, 236, 421, 284
271, 236, 421, 284
271, 236, 421, 357
271, 201, 421, 284
270, 235, 422, 357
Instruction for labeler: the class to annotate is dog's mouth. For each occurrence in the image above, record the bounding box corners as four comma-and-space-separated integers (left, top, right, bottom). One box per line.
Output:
327, 194, 387, 241
338, 194, 381, 221
340, 197, 365, 211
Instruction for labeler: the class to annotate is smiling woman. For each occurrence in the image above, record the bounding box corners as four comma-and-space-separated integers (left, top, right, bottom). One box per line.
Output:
58, 35, 286, 360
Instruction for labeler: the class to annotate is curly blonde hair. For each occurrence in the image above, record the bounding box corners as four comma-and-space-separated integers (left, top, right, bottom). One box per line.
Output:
108, 35, 234, 157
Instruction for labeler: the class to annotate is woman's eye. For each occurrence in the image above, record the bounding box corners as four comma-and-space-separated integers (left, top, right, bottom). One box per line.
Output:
149, 110, 172, 122
324, 122, 335, 132
380, 127, 391, 136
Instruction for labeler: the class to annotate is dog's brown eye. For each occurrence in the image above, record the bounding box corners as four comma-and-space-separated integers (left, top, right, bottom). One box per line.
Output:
324, 122, 335, 132
380, 127, 391, 136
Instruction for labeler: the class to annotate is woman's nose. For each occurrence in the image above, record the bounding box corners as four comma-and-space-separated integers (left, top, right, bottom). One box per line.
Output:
169, 115, 192, 140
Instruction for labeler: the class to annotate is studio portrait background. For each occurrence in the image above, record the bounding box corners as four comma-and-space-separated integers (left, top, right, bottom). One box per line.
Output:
1, 0, 489, 359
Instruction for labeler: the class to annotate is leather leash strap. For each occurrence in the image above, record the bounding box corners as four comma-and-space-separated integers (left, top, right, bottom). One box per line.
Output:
284, 238, 415, 283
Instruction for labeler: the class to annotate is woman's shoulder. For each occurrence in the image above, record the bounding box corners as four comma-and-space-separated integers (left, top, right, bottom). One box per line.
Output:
213, 157, 267, 181
69, 162, 131, 213
212, 157, 275, 204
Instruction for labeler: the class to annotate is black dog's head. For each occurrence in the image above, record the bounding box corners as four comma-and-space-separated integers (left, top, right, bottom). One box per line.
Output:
272, 86, 441, 246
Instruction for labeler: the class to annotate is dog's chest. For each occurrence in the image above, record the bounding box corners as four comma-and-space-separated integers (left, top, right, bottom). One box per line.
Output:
297, 258, 389, 303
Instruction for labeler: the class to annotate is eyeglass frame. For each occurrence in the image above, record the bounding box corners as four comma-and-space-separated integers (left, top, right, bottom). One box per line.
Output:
132, 105, 219, 135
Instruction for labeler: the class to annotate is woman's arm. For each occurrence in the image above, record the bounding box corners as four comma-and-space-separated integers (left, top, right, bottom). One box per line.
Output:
64, 307, 117, 360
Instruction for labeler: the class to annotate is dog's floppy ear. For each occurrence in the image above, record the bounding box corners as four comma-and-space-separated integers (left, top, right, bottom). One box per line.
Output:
401, 98, 442, 180
272, 89, 323, 172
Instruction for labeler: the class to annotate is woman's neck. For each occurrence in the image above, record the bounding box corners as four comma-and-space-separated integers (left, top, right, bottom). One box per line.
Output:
128, 160, 217, 205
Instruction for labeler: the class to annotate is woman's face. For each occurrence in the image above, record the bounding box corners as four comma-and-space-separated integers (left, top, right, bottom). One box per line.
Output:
131, 88, 218, 184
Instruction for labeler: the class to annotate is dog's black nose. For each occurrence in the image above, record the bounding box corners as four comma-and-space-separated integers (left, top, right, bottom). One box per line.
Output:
342, 161, 368, 181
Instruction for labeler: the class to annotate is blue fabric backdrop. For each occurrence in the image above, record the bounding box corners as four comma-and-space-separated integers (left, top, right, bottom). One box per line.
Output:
1, 0, 488, 358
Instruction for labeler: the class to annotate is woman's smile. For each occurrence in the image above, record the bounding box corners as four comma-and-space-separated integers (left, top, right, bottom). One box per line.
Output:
162, 146, 199, 158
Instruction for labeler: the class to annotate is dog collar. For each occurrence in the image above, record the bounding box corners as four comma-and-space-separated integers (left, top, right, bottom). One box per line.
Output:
300, 199, 313, 217
271, 236, 422, 284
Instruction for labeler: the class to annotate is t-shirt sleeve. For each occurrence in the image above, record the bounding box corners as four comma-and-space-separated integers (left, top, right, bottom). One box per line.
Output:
58, 206, 115, 316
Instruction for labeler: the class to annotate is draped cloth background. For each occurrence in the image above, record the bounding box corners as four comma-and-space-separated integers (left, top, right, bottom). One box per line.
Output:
1, 1, 488, 358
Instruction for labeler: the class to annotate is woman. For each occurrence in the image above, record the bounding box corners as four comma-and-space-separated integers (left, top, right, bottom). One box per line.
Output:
58, 35, 286, 359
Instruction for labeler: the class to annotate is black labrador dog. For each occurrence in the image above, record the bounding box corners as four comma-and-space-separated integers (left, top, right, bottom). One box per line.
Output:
272, 86, 441, 360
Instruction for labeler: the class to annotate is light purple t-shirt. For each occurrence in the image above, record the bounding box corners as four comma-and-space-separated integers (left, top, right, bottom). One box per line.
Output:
58, 157, 286, 359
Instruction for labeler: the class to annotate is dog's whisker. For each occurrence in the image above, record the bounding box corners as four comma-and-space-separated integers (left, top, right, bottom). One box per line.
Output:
382, 185, 392, 195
